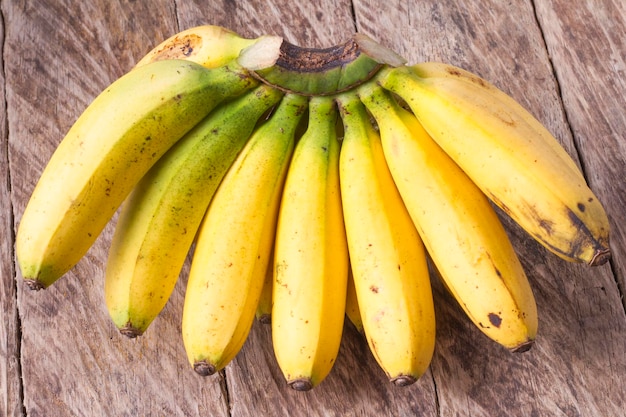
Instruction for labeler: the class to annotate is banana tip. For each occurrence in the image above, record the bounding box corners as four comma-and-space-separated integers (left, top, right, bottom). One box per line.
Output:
24, 279, 46, 291
193, 361, 217, 377
256, 314, 271, 324
119, 325, 143, 339
288, 378, 314, 391
589, 247, 611, 267
391, 374, 417, 387
509, 339, 534, 353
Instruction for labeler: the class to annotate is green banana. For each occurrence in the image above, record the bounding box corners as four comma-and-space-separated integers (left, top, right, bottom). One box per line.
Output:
104, 84, 283, 337
182, 93, 308, 376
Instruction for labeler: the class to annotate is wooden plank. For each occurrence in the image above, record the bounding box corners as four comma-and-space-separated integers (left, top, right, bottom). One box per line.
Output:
4, 0, 625, 415
4, 1, 229, 416
175, 0, 357, 48
0, 8, 23, 417
228, 322, 438, 416
534, 0, 626, 305
353, 0, 626, 415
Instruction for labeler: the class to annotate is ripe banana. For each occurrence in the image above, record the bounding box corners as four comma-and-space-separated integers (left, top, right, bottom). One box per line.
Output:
135, 24, 260, 69
104, 84, 283, 337
181, 93, 308, 376
255, 244, 275, 324
377, 63, 610, 266
16, 59, 258, 289
271, 96, 349, 391
360, 85, 537, 351
336, 92, 435, 385
344, 266, 364, 335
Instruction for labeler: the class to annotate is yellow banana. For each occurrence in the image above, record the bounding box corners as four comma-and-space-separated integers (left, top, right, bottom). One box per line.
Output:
360, 85, 537, 351
135, 24, 259, 69
16, 59, 258, 289
104, 85, 283, 337
336, 92, 435, 385
344, 265, 364, 335
399, 62, 585, 180
271, 96, 349, 391
377, 63, 610, 266
182, 93, 308, 376
255, 244, 274, 324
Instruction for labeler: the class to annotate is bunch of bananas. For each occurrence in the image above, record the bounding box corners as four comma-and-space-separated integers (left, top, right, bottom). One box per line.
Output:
17, 25, 611, 391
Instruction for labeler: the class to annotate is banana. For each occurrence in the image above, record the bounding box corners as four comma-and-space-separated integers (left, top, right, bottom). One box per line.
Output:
271, 96, 349, 391
104, 84, 283, 337
181, 93, 308, 376
360, 85, 537, 351
255, 244, 274, 324
344, 265, 364, 335
16, 59, 258, 289
135, 25, 259, 69
336, 92, 435, 385
377, 63, 610, 266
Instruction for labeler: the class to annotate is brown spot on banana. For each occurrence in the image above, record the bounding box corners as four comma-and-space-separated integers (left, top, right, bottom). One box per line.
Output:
487, 191, 610, 265
149, 34, 201, 61
564, 207, 611, 266
488, 312, 502, 328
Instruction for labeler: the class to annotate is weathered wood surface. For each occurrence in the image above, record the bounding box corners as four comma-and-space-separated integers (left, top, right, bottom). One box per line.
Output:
2, 0, 625, 415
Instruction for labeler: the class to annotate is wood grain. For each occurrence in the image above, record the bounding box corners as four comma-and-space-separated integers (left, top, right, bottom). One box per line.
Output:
352, 1, 626, 415
5, 1, 227, 416
2, 0, 625, 416
0, 9, 22, 417
535, 0, 626, 302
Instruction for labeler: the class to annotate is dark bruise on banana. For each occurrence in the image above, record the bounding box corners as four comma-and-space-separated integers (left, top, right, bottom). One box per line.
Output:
16, 25, 612, 391
489, 190, 610, 266
147, 34, 201, 61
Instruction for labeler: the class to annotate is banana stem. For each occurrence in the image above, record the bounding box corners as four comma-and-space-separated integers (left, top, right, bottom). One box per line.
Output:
237, 34, 406, 96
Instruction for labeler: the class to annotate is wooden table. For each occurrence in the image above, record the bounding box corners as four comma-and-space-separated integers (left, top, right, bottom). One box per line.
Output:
2, 1, 625, 415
